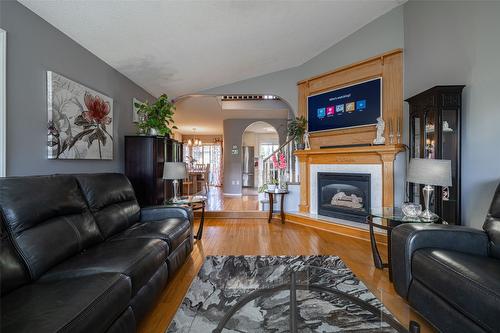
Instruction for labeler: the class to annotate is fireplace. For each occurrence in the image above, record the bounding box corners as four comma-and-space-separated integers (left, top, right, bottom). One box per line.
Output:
317, 172, 371, 223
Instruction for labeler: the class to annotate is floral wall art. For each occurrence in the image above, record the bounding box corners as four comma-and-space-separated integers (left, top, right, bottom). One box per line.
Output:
47, 71, 113, 160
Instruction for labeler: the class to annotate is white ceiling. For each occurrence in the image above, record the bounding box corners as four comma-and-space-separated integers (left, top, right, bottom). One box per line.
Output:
173, 96, 288, 135
19, 0, 404, 98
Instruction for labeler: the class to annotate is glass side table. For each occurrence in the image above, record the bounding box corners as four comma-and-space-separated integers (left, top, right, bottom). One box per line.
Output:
367, 207, 443, 281
166, 195, 207, 240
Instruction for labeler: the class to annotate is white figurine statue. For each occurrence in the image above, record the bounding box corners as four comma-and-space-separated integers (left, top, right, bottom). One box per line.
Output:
373, 117, 386, 145
303, 131, 311, 150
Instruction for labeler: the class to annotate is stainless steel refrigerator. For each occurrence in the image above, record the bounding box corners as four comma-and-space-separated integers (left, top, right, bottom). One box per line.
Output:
241, 146, 254, 188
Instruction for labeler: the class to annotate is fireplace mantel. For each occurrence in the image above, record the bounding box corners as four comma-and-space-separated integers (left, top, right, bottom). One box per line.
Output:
294, 144, 405, 212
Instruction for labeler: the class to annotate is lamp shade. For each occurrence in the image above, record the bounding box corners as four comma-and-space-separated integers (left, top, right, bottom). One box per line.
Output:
407, 158, 452, 187
163, 162, 187, 180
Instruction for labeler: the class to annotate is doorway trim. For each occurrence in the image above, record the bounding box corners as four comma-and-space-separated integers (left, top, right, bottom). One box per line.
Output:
0, 29, 6, 177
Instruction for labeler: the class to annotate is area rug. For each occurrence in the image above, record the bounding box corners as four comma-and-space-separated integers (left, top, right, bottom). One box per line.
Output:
167, 255, 400, 332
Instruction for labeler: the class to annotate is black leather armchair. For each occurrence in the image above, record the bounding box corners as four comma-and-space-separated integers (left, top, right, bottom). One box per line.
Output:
392, 183, 500, 333
0, 173, 194, 333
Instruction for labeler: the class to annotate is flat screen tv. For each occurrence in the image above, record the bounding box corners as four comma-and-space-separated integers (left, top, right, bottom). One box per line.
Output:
307, 77, 382, 133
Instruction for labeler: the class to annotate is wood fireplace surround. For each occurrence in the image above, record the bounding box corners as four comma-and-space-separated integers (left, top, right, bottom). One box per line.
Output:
294, 49, 404, 214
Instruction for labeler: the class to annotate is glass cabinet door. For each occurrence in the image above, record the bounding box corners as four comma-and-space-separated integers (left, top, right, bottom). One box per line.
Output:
441, 109, 459, 222
409, 114, 421, 204
424, 109, 436, 159
424, 109, 437, 212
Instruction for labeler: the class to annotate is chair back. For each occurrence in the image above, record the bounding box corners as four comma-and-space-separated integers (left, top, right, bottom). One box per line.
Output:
204, 164, 210, 180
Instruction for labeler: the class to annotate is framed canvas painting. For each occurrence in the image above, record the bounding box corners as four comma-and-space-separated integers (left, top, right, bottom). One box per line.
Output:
47, 71, 113, 159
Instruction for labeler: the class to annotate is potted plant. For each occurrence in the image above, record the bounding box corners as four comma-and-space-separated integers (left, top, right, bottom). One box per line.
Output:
135, 94, 177, 136
288, 116, 307, 150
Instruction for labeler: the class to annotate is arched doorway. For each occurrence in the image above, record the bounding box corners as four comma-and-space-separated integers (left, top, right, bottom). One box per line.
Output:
241, 121, 279, 195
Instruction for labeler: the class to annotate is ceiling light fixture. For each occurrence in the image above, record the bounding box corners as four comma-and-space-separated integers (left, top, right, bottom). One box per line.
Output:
220, 95, 279, 101
188, 128, 202, 146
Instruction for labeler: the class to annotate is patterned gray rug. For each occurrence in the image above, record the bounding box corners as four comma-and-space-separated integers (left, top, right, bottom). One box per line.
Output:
167, 255, 401, 332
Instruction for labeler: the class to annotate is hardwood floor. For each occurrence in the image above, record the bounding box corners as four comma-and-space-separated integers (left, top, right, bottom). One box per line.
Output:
138, 218, 435, 333
205, 186, 260, 211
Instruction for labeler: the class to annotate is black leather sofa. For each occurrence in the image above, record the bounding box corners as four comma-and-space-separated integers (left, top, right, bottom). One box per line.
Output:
392, 183, 500, 333
0, 173, 194, 333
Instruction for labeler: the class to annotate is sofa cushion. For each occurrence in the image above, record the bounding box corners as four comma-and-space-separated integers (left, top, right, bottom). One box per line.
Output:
0, 175, 103, 280
483, 182, 500, 259
40, 238, 168, 296
0, 222, 30, 295
111, 218, 190, 252
413, 249, 500, 332
76, 173, 141, 238
1, 273, 131, 333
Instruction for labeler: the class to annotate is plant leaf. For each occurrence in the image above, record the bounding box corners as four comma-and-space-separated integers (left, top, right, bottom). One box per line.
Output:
68, 129, 94, 150
74, 114, 90, 127
95, 128, 107, 146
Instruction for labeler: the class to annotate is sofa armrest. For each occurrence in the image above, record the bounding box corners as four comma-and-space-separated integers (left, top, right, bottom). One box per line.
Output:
140, 205, 194, 224
391, 223, 489, 299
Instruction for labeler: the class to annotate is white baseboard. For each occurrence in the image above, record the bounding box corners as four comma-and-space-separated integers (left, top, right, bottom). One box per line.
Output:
223, 193, 242, 196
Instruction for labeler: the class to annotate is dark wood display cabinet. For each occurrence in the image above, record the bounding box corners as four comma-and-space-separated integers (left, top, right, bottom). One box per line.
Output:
406, 86, 464, 225
125, 135, 183, 207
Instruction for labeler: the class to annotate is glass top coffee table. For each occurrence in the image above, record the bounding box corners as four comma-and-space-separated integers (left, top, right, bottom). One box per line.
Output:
367, 207, 443, 281
166, 195, 207, 240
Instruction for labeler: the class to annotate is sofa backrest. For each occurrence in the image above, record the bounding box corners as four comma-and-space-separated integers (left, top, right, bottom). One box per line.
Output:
0, 175, 103, 280
76, 173, 140, 239
0, 221, 30, 295
483, 182, 500, 259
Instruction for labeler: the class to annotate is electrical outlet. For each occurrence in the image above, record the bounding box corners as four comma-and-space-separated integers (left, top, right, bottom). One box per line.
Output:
236, 180, 240, 185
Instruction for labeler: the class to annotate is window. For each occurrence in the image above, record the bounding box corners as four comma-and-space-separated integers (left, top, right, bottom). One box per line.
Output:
184, 143, 222, 186
259, 143, 279, 158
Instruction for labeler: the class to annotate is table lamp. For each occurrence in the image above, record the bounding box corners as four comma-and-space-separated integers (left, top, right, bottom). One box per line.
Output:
407, 158, 452, 221
163, 162, 187, 202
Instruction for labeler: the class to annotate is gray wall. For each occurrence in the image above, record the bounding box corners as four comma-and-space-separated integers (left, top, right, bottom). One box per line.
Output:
223, 118, 287, 194
0, 1, 155, 176
206, 5, 405, 198
404, 0, 500, 228
203, 6, 404, 114
206, 1, 500, 226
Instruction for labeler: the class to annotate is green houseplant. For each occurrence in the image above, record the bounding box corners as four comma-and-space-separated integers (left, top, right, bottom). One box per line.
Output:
135, 94, 177, 136
288, 116, 307, 150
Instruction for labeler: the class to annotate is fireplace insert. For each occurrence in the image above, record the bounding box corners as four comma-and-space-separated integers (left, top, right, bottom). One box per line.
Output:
317, 172, 371, 223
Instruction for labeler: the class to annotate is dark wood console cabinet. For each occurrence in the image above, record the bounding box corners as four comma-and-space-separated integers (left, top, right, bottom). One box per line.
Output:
406, 85, 464, 225
125, 135, 183, 206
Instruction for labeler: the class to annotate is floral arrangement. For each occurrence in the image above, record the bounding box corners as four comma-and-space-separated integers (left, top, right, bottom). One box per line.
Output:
271, 151, 287, 170
270, 151, 287, 190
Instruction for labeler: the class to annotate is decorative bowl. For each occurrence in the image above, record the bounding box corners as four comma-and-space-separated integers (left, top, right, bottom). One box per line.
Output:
402, 202, 422, 218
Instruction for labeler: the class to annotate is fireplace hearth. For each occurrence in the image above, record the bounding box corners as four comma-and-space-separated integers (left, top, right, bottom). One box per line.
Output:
317, 172, 371, 223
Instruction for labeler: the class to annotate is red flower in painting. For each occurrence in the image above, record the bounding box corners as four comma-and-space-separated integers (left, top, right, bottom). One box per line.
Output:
82, 92, 111, 125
